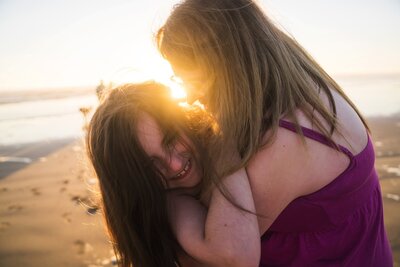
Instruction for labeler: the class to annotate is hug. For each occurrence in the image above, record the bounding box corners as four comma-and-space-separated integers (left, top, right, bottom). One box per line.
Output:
86, 0, 393, 266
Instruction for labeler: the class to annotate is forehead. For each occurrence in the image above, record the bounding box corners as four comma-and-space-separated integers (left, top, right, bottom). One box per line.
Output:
136, 113, 164, 156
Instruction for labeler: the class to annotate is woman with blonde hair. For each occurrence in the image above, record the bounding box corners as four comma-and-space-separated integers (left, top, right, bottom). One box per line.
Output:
157, 0, 393, 266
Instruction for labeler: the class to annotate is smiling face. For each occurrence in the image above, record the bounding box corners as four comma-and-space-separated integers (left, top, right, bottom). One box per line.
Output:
136, 112, 201, 189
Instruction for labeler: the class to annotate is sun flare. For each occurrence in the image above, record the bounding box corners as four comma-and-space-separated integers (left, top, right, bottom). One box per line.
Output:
163, 77, 187, 100
151, 60, 187, 101
104, 58, 188, 102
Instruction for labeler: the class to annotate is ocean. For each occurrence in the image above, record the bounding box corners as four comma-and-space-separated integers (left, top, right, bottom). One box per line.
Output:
336, 74, 400, 117
0, 88, 98, 146
0, 75, 399, 147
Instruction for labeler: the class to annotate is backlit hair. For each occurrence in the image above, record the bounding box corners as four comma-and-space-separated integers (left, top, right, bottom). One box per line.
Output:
157, 0, 368, 175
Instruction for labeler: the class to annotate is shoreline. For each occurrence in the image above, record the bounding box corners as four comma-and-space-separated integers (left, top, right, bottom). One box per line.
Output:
0, 87, 95, 105
0, 138, 78, 180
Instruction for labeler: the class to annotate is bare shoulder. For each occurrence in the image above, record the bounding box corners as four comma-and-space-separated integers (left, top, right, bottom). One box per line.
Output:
246, 126, 316, 234
247, 88, 367, 235
329, 89, 369, 155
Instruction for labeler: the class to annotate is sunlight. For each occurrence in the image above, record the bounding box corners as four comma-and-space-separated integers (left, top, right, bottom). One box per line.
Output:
162, 77, 187, 100
151, 59, 187, 100
103, 58, 187, 101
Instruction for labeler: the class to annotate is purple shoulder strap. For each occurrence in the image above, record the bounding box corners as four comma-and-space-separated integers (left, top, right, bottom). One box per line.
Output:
278, 120, 354, 157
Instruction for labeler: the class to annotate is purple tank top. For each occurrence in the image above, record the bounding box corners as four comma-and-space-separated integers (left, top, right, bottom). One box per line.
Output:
259, 120, 393, 267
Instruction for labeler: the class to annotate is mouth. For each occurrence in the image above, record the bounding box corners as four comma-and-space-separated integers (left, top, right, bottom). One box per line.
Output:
169, 159, 192, 182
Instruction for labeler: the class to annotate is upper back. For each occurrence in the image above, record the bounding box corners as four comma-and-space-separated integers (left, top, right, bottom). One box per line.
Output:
251, 88, 393, 266
246, 86, 369, 235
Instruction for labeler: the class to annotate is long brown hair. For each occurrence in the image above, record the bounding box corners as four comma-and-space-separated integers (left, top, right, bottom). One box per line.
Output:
157, 0, 368, 175
86, 82, 215, 266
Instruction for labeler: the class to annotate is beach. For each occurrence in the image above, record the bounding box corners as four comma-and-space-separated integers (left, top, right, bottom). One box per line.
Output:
0, 138, 115, 267
0, 115, 399, 266
1, 0, 399, 264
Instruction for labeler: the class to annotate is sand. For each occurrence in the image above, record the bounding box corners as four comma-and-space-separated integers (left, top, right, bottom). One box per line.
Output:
0, 116, 399, 266
370, 116, 400, 266
0, 139, 115, 267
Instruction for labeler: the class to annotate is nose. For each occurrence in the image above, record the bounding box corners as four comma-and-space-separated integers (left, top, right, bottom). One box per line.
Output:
166, 153, 184, 175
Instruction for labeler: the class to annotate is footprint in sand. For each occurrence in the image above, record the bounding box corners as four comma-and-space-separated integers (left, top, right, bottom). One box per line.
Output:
31, 187, 41, 196
59, 180, 69, 193
62, 212, 72, 223
73, 239, 93, 255
71, 195, 93, 205
8, 205, 23, 212
71, 195, 83, 204
0, 187, 7, 193
0, 221, 11, 232
86, 206, 99, 215
70, 195, 100, 215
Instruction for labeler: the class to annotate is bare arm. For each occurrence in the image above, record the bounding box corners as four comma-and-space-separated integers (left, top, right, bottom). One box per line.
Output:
169, 168, 260, 267
177, 249, 208, 267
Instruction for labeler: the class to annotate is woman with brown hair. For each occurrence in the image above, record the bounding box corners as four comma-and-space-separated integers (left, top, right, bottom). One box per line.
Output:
156, 0, 393, 266
86, 81, 259, 267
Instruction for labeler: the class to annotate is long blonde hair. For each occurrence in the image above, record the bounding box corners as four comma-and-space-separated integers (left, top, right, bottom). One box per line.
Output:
157, 0, 367, 175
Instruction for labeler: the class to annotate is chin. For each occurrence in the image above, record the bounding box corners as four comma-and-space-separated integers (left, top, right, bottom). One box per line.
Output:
171, 175, 202, 191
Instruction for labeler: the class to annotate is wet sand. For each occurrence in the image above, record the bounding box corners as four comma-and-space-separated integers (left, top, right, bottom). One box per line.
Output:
0, 115, 399, 266
0, 138, 76, 179
0, 140, 115, 267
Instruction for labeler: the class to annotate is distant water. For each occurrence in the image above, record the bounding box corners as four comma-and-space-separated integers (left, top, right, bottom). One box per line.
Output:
0, 75, 399, 146
0, 90, 98, 146
336, 74, 400, 117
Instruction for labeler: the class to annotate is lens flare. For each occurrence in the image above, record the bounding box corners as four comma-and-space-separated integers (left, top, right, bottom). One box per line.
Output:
163, 76, 187, 100
102, 58, 188, 102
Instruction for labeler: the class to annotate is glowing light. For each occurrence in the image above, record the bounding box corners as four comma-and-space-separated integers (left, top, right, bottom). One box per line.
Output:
163, 78, 187, 100
192, 100, 205, 110
100, 58, 188, 102
148, 59, 187, 100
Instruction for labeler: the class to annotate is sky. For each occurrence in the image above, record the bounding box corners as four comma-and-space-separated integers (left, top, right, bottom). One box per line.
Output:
0, 0, 399, 91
